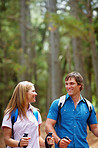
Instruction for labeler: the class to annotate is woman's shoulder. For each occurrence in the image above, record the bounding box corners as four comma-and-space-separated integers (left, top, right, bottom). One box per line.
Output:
2, 112, 12, 129
29, 104, 39, 112
3, 111, 10, 118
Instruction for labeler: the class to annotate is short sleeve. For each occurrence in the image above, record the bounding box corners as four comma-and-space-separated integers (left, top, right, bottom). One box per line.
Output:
38, 111, 42, 125
1, 113, 12, 129
47, 99, 59, 121
88, 105, 98, 125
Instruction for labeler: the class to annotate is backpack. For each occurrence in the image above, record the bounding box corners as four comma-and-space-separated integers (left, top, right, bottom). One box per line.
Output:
58, 95, 92, 130
11, 108, 38, 139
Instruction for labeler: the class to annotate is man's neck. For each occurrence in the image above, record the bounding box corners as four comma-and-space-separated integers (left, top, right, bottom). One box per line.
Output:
71, 94, 81, 109
73, 96, 81, 102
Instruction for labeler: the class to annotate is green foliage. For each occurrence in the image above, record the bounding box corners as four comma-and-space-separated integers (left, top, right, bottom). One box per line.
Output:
0, 0, 98, 125
45, 13, 94, 41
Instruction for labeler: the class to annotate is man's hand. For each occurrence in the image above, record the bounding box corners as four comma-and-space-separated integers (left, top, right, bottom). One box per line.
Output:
58, 137, 71, 148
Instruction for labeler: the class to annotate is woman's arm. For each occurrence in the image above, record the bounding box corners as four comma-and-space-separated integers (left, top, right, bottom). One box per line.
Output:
39, 125, 54, 147
3, 127, 19, 147
39, 125, 46, 146
3, 127, 31, 147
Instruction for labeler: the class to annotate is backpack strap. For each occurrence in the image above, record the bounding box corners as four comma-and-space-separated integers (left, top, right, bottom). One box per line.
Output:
10, 108, 18, 148
58, 95, 66, 127
33, 108, 38, 121
11, 108, 18, 123
83, 98, 92, 120
10, 107, 38, 148
58, 95, 66, 108
11, 108, 18, 139
58, 96, 92, 130
83, 98, 92, 131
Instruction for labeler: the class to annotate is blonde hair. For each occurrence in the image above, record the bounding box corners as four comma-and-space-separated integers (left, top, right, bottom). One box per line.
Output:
4, 81, 34, 118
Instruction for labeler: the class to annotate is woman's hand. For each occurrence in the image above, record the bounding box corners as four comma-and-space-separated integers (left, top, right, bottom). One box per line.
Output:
19, 137, 31, 147
47, 136, 54, 146
45, 133, 54, 147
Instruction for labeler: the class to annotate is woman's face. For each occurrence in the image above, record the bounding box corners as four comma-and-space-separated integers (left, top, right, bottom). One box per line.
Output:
26, 85, 37, 103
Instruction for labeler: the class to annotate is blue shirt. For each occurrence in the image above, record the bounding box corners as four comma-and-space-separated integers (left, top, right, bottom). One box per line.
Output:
47, 94, 97, 148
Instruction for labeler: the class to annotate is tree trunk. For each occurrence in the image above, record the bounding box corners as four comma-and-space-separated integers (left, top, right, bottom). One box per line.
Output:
72, 38, 91, 98
50, 29, 62, 100
19, 0, 27, 80
46, 52, 52, 112
46, 0, 62, 102
70, 0, 91, 99
87, 0, 98, 106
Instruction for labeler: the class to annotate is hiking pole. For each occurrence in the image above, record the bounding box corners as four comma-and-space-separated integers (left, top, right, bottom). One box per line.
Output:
23, 133, 28, 148
63, 136, 70, 141
57, 136, 71, 147
45, 132, 53, 148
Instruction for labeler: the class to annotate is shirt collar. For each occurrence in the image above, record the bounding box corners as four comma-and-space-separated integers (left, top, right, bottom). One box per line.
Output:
66, 93, 85, 102
66, 93, 71, 100
28, 103, 33, 111
80, 94, 85, 102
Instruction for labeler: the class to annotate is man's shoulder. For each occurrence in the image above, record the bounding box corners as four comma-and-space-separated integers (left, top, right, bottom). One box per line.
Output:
82, 97, 93, 110
52, 98, 60, 106
51, 94, 68, 108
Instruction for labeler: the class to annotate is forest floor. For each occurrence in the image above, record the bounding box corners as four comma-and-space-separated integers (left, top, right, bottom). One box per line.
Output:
0, 112, 98, 148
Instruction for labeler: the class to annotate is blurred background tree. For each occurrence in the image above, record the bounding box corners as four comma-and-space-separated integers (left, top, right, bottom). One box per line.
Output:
0, 0, 98, 125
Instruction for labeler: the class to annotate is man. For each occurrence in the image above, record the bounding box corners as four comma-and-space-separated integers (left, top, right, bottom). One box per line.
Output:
45, 71, 98, 148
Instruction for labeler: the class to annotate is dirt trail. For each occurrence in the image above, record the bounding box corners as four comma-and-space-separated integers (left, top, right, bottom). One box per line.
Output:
40, 121, 98, 148
0, 112, 98, 148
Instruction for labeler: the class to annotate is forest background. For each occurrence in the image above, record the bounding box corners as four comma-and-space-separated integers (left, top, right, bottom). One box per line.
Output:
0, 0, 98, 126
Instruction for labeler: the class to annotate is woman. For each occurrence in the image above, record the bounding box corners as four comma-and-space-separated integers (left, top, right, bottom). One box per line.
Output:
2, 81, 54, 148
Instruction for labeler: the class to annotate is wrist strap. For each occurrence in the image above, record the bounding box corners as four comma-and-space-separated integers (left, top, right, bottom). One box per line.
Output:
57, 139, 61, 147
18, 141, 20, 147
18, 139, 21, 147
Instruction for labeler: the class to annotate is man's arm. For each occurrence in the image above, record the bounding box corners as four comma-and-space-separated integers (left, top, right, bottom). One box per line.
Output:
90, 124, 98, 137
45, 118, 60, 144
45, 118, 71, 148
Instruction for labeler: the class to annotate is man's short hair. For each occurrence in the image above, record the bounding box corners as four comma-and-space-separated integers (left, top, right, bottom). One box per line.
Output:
65, 71, 84, 91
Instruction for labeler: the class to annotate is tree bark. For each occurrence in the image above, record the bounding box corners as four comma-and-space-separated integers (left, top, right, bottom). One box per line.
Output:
19, 0, 27, 80
69, 0, 91, 99
46, 0, 62, 102
87, 0, 98, 105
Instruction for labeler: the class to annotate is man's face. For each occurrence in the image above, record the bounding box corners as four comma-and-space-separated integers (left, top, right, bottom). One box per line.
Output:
65, 77, 81, 97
